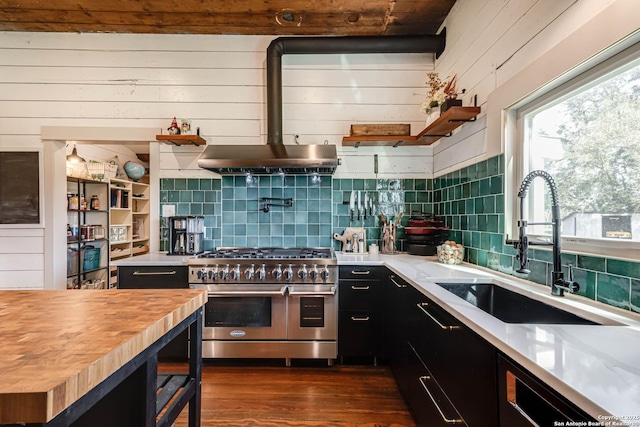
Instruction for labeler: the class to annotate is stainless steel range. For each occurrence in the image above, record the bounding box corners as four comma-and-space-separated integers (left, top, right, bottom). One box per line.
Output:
188, 247, 337, 365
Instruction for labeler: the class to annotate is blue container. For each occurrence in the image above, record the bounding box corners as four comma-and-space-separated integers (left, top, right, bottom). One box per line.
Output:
82, 246, 101, 271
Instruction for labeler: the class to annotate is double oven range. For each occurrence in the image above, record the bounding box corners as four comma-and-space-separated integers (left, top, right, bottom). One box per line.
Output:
188, 247, 337, 365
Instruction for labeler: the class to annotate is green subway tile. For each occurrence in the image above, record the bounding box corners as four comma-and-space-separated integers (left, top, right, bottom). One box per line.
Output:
495, 194, 505, 214
468, 215, 477, 231
405, 191, 416, 203
487, 252, 500, 270
561, 253, 577, 267
161, 178, 174, 191
427, 179, 433, 191
631, 280, 640, 313
531, 248, 553, 263
572, 268, 596, 300
470, 181, 480, 197
479, 178, 490, 196
477, 214, 487, 231
460, 215, 468, 230
416, 179, 427, 191
471, 231, 481, 248
204, 191, 216, 203
498, 154, 505, 174
487, 215, 499, 233
260, 176, 272, 187
179, 191, 192, 203
490, 233, 503, 253
468, 248, 478, 264
203, 203, 215, 215
477, 160, 487, 179
174, 178, 187, 190
499, 254, 514, 273
596, 273, 631, 310
607, 259, 640, 280
462, 182, 470, 198
483, 196, 495, 214
477, 250, 488, 267
475, 198, 484, 214
222, 187, 233, 199
467, 164, 477, 180
454, 185, 462, 200
403, 179, 415, 191
462, 231, 472, 247
365, 179, 376, 190
528, 260, 549, 286
222, 176, 233, 187
199, 179, 212, 191
465, 199, 474, 214
417, 192, 428, 203
177, 203, 190, 215
480, 232, 491, 250
353, 179, 365, 190
192, 191, 204, 202
168, 191, 179, 203
186, 179, 198, 190
577, 255, 606, 272
490, 175, 503, 194
213, 179, 222, 190
487, 156, 499, 176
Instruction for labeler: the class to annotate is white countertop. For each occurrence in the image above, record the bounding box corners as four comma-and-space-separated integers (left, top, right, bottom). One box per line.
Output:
337, 252, 640, 423
110, 252, 191, 266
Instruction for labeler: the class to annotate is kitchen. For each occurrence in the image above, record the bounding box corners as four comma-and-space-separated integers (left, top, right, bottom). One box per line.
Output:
1, 0, 640, 426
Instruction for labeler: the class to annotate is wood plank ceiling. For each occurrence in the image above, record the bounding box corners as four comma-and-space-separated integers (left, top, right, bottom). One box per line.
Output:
0, 0, 456, 36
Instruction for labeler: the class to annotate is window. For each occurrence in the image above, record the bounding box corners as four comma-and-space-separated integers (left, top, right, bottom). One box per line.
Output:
514, 42, 640, 256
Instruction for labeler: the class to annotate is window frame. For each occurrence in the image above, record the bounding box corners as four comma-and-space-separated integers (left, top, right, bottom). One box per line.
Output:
508, 41, 640, 260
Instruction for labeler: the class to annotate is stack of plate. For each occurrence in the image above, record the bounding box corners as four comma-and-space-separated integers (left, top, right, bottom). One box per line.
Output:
404, 213, 449, 256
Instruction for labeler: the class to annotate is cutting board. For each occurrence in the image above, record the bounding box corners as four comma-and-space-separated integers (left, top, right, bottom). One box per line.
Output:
333, 227, 367, 252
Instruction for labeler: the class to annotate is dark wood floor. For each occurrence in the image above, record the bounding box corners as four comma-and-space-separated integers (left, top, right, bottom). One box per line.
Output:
162, 360, 416, 427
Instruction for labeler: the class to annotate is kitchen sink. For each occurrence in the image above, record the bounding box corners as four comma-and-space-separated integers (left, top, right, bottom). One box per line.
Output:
435, 283, 604, 325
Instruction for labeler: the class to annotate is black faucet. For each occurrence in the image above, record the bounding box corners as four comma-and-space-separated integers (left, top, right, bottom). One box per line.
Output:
506, 170, 579, 297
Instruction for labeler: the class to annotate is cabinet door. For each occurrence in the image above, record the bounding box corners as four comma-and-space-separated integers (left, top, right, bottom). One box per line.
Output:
338, 310, 384, 357
339, 279, 383, 311
410, 291, 498, 427
117, 266, 188, 289
385, 272, 412, 400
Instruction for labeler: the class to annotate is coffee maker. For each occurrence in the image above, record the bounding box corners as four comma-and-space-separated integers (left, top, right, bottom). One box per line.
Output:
168, 216, 204, 255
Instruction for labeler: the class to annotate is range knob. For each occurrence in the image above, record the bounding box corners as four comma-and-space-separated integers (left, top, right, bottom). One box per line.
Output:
208, 265, 218, 280
309, 264, 319, 280
197, 268, 207, 281
244, 264, 255, 280
230, 264, 241, 280
257, 264, 267, 280
320, 267, 331, 281
297, 264, 308, 280
272, 264, 283, 280
283, 264, 294, 281
219, 264, 229, 280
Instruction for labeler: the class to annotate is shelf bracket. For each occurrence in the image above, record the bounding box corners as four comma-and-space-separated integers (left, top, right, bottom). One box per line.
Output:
448, 117, 476, 123
422, 132, 452, 138
354, 142, 361, 148
393, 140, 403, 148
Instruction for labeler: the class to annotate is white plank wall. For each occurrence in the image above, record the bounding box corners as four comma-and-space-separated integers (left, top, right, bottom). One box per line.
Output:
431, 0, 633, 175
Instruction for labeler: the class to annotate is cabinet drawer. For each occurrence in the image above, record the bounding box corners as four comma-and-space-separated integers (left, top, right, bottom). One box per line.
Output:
339, 266, 385, 281
407, 343, 467, 427
339, 281, 383, 310
117, 266, 188, 289
338, 310, 384, 357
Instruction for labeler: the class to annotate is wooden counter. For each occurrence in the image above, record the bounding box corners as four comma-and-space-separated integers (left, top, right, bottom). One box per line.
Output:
0, 289, 206, 425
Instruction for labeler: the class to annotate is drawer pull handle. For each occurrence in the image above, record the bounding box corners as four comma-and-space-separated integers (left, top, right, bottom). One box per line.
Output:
350, 270, 370, 275
351, 285, 370, 290
417, 303, 460, 331
351, 316, 370, 321
132, 270, 177, 276
419, 376, 464, 424
389, 275, 407, 288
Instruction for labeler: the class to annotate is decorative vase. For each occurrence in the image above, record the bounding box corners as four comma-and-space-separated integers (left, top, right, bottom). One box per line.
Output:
425, 107, 440, 128
440, 98, 463, 113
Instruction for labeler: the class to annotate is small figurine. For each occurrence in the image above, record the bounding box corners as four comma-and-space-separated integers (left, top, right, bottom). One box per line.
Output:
181, 119, 191, 134
167, 117, 180, 135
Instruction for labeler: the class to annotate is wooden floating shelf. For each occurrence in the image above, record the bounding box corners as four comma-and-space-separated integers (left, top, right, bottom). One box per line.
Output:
342, 106, 481, 147
156, 134, 206, 146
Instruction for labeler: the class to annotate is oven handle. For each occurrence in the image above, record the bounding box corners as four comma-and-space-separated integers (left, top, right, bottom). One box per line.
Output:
206, 286, 288, 297
132, 270, 177, 276
288, 286, 336, 296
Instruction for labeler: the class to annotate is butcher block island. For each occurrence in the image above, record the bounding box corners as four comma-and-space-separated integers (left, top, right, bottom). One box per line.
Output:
0, 289, 206, 426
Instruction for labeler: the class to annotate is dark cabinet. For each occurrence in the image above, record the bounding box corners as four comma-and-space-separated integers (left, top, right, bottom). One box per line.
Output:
383, 270, 498, 427
117, 265, 189, 360
497, 354, 596, 426
338, 266, 386, 360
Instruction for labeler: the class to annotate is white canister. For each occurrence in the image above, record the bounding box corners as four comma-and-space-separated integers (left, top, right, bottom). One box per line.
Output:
369, 244, 379, 255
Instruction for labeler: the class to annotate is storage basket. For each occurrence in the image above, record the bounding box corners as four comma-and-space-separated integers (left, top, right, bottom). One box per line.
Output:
67, 247, 79, 275
82, 246, 101, 271
86, 162, 118, 181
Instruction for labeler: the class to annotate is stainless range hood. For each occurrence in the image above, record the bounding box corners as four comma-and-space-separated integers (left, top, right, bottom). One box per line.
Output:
198, 144, 339, 175
198, 33, 446, 176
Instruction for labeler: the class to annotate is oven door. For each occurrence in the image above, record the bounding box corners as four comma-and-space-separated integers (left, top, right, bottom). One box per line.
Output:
287, 284, 337, 341
192, 284, 288, 340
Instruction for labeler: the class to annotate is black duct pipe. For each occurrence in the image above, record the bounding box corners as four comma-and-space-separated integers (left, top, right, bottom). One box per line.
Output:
266, 31, 447, 145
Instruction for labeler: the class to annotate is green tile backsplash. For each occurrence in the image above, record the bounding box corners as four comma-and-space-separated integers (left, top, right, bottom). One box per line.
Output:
438, 154, 640, 314
159, 155, 638, 314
